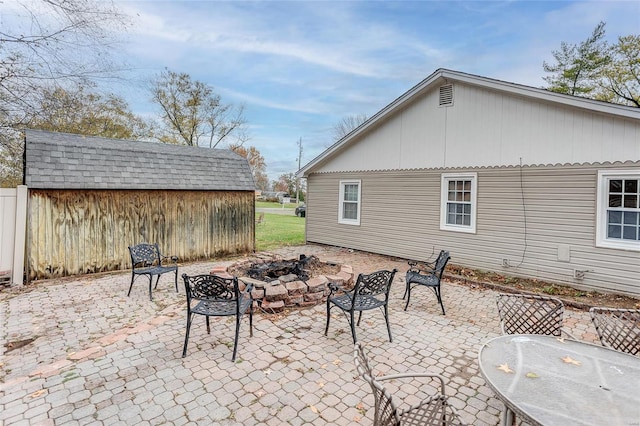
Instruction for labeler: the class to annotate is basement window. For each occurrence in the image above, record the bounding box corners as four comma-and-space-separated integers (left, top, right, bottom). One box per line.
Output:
596, 170, 640, 250
439, 84, 454, 107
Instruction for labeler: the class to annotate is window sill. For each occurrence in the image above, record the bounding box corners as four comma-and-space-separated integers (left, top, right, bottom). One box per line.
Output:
440, 224, 476, 234
596, 240, 640, 252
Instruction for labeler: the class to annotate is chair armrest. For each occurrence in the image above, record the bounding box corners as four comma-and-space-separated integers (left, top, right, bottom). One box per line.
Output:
239, 280, 255, 295
378, 372, 447, 394
407, 259, 436, 274
327, 282, 340, 294
160, 255, 178, 266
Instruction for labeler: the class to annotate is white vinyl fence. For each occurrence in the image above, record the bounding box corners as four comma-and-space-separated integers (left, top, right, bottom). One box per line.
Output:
0, 185, 27, 286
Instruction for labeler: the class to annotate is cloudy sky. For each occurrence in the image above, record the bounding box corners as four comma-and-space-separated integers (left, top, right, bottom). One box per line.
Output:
36, 1, 640, 181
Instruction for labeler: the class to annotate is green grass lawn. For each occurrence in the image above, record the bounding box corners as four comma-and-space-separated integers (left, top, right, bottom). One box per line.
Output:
256, 201, 300, 209
255, 213, 305, 251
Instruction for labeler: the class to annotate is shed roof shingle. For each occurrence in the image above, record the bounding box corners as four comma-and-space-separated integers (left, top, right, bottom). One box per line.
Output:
24, 129, 256, 191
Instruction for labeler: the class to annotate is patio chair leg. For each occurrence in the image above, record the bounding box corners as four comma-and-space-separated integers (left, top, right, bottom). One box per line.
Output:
148, 275, 153, 301
232, 315, 241, 362
403, 283, 408, 300
154, 274, 160, 289
503, 406, 515, 426
324, 301, 331, 336
350, 311, 358, 343
384, 305, 393, 342
249, 306, 254, 337
404, 285, 412, 311
206, 316, 210, 334
356, 310, 363, 326
182, 314, 193, 358
127, 272, 135, 297
434, 287, 446, 315
174, 270, 179, 292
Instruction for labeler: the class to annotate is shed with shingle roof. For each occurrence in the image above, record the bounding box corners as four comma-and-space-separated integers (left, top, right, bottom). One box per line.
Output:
24, 129, 256, 281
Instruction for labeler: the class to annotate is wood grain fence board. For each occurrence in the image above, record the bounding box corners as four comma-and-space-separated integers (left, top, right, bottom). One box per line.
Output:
27, 189, 255, 280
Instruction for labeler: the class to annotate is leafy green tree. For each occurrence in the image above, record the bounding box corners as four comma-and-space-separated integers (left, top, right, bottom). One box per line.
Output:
599, 35, 640, 107
543, 22, 639, 107
543, 21, 610, 97
150, 69, 248, 147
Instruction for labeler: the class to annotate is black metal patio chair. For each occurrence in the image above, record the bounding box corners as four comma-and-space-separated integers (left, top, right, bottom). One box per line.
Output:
354, 342, 466, 426
403, 250, 450, 315
325, 269, 397, 343
495, 293, 576, 338
182, 273, 254, 361
128, 243, 178, 300
589, 307, 640, 356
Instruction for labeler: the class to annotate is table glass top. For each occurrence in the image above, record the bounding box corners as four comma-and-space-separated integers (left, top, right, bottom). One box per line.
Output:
479, 334, 640, 426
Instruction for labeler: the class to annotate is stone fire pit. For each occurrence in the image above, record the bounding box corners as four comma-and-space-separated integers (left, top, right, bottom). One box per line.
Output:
212, 254, 354, 312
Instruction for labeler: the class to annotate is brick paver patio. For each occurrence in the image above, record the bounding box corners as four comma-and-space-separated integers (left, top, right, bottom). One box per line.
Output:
0, 244, 599, 425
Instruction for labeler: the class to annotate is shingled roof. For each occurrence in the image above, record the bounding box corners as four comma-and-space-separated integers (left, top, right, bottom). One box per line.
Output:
24, 129, 256, 191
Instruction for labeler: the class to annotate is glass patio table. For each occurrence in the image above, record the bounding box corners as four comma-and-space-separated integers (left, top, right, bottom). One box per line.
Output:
478, 334, 640, 426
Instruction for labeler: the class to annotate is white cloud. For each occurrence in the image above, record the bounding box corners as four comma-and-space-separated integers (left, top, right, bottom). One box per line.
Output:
109, 0, 639, 182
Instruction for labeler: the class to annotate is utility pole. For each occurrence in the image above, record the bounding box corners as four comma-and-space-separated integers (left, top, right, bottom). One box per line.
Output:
296, 138, 303, 204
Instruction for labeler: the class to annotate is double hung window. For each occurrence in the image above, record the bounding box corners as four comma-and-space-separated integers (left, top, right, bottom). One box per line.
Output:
440, 173, 477, 233
339, 180, 361, 225
597, 171, 640, 250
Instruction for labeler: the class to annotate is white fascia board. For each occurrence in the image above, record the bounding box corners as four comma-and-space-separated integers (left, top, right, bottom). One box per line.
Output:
297, 69, 447, 178
445, 70, 640, 120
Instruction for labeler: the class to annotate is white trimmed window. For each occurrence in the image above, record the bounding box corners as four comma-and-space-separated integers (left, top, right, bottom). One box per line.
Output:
596, 170, 640, 250
440, 173, 477, 233
338, 180, 361, 225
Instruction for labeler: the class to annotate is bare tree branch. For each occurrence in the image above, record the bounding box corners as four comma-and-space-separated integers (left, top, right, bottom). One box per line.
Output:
151, 69, 249, 147
0, 0, 131, 186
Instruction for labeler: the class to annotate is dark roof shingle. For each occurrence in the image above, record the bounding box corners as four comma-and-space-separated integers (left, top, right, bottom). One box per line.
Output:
24, 129, 256, 191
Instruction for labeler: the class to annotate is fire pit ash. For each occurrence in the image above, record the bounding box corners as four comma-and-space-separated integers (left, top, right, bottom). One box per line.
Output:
245, 255, 325, 282
224, 254, 354, 311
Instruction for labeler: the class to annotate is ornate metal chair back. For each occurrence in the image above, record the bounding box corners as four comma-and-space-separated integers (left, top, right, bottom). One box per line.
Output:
184, 274, 240, 309
433, 251, 451, 278
129, 243, 161, 267
354, 269, 397, 298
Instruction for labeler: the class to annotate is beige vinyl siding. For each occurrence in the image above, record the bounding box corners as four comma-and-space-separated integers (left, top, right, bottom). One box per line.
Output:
306, 162, 640, 297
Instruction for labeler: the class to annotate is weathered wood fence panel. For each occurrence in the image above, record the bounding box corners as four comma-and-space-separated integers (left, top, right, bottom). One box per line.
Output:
27, 189, 255, 280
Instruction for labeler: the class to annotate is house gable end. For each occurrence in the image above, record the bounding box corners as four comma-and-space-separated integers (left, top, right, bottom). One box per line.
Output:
298, 69, 640, 176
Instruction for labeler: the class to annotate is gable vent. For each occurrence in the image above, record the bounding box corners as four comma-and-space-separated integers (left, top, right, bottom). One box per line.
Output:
439, 84, 454, 106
